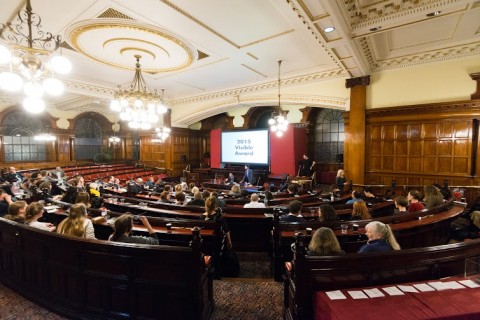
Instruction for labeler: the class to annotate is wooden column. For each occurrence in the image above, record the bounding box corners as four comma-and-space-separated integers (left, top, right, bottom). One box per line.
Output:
344, 76, 370, 185
471, 73, 480, 100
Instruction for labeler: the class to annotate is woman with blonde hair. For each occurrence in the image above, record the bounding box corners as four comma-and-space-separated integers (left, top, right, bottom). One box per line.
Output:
351, 201, 372, 220
25, 202, 56, 232
307, 227, 344, 256
335, 169, 348, 191
358, 221, 400, 253
423, 185, 444, 209
57, 203, 95, 239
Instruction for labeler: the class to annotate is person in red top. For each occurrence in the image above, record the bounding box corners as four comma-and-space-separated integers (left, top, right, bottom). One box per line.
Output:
407, 190, 425, 212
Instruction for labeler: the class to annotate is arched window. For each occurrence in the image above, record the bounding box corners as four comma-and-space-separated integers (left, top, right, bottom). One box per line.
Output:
2, 112, 49, 162
314, 109, 344, 163
74, 117, 102, 160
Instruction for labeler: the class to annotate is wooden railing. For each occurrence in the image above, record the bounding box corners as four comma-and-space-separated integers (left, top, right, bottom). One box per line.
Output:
0, 217, 214, 320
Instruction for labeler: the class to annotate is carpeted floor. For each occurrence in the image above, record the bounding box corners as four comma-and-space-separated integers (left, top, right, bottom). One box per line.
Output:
0, 252, 283, 319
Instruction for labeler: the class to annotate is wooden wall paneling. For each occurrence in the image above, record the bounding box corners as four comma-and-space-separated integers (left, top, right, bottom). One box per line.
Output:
365, 100, 480, 188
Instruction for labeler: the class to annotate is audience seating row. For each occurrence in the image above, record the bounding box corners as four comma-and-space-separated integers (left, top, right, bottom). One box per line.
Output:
0, 217, 214, 320
284, 233, 480, 320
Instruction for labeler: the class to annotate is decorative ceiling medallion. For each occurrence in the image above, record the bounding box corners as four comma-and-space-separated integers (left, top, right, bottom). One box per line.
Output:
66, 19, 197, 73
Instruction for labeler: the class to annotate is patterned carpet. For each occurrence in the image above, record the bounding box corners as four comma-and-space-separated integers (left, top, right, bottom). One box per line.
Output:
0, 252, 283, 320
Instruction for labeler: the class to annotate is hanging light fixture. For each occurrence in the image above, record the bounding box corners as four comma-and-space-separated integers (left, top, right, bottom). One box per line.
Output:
0, 0, 72, 114
153, 126, 171, 143
110, 55, 167, 130
268, 60, 288, 137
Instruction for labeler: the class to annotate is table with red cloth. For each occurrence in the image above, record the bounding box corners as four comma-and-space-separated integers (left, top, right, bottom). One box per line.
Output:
314, 277, 480, 320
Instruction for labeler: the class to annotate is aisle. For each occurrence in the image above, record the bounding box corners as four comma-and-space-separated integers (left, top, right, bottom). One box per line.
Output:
211, 252, 283, 320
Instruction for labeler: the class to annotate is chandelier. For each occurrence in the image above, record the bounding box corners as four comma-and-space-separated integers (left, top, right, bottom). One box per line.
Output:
0, 0, 72, 114
268, 60, 288, 137
110, 55, 168, 130
153, 126, 171, 143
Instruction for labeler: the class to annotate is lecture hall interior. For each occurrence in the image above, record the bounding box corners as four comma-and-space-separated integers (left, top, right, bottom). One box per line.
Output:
0, 0, 480, 319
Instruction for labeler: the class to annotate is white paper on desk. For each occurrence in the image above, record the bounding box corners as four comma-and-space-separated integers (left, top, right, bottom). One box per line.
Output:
428, 281, 463, 291
443, 281, 465, 290
413, 283, 435, 292
382, 286, 405, 296
347, 290, 369, 299
459, 280, 480, 288
325, 290, 347, 300
398, 285, 419, 293
363, 288, 385, 298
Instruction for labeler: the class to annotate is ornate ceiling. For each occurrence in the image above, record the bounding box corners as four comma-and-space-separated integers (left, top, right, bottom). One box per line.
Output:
0, 0, 479, 127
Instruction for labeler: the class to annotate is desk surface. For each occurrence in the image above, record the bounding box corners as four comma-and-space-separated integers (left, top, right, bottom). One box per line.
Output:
314, 276, 480, 320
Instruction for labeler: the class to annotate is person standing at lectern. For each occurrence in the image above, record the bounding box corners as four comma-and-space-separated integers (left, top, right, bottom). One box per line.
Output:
240, 165, 254, 184
299, 154, 316, 177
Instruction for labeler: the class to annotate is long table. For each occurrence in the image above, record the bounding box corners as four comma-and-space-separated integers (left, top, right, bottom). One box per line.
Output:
314, 276, 480, 319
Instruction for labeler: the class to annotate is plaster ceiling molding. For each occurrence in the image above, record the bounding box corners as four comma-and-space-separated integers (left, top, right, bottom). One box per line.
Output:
372, 41, 480, 71
169, 68, 347, 106
62, 80, 113, 99
65, 18, 198, 74
285, 0, 347, 73
173, 93, 347, 127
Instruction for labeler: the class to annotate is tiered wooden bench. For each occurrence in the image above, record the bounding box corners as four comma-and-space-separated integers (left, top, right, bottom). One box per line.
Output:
0, 217, 214, 320
284, 234, 480, 320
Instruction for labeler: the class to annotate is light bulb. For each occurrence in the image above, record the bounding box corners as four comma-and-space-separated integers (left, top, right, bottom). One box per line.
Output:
23, 97, 45, 114
24, 81, 44, 98
276, 130, 284, 137
0, 44, 11, 64
120, 99, 128, 107
134, 99, 143, 107
110, 99, 121, 112
43, 78, 64, 96
277, 115, 285, 123
271, 125, 278, 132
50, 55, 72, 74
268, 118, 275, 125
0, 71, 23, 92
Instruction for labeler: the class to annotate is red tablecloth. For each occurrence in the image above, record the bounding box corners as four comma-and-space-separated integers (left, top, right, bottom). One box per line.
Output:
314, 279, 480, 320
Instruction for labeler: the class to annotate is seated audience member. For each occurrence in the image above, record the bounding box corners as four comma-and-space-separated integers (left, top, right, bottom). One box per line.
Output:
307, 227, 345, 256
407, 190, 425, 212
224, 172, 236, 184
423, 185, 444, 209
335, 169, 348, 191
106, 175, 115, 185
25, 202, 55, 232
264, 190, 273, 206
202, 190, 211, 200
5, 166, 25, 183
109, 214, 159, 245
229, 184, 241, 196
57, 203, 95, 239
0, 189, 13, 217
153, 178, 165, 192
4, 200, 27, 223
158, 191, 172, 203
113, 177, 122, 186
358, 221, 400, 253
87, 182, 104, 209
318, 204, 337, 222
280, 200, 306, 222
432, 183, 452, 200
394, 196, 408, 214
127, 178, 143, 195
187, 192, 205, 206
51, 166, 65, 180
286, 183, 298, 196
191, 186, 200, 195
75, 191, 91, 208
145, 177, 155, 189
202, 196, 232, 248
175, 192, 186, 205
351, 201, 372, 220
346, 190, 364, 205
211, 192, 225, 209
243, 193, 266, 208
